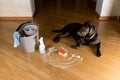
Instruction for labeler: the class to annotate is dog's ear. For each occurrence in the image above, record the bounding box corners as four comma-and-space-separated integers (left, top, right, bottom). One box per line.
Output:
77, 31, 86, 37
77, 28, 90, 37
77, 31, 81, 36
83, 21, 93, 27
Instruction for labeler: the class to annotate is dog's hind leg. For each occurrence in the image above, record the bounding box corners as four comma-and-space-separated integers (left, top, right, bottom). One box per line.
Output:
53, 32, 70, 43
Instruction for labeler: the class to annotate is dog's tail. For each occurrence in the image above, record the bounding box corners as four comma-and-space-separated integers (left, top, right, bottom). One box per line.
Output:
52, 29, 63, 33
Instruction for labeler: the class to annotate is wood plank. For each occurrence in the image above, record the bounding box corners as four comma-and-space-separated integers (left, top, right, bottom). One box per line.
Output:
0, 0, 120, 80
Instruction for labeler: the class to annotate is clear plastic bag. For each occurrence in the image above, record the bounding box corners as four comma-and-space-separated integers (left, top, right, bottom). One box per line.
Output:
41, 47, 83, 69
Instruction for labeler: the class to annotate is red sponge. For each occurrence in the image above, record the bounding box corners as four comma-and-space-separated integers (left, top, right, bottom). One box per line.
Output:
58, 49, 67, 57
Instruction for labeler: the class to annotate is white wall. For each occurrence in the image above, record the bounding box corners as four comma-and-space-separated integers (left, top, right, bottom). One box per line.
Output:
111, 0, 120, 16
0, 0, 35, 17
96, 0, 120, 16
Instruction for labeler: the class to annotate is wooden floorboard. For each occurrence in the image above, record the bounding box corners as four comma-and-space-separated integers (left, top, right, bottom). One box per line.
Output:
0, 0, 120, 80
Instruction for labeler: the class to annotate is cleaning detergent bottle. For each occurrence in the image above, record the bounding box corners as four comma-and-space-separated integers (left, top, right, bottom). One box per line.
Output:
39, 37, 46, 54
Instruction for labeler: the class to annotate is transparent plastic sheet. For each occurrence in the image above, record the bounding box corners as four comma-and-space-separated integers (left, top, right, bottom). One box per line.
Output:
41, 47, 83, 69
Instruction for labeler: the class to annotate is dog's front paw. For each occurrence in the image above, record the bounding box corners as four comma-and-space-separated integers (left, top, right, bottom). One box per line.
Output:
96, 51, 101, 57
71, 45, 79, 49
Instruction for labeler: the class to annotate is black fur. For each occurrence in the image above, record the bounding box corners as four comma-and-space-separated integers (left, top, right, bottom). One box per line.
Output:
52, 22, 101, 57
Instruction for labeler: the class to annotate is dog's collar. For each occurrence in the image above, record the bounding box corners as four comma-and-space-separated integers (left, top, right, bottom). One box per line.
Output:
89, 31, 96, 39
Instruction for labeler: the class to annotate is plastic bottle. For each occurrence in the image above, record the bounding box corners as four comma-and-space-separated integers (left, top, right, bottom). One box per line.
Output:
39, 37, 46, 54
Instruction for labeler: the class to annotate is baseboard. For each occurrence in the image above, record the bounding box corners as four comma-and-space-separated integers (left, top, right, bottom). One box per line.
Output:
98, 16, 118, 20
95, 11, 119, 20
0, 17, 33, 21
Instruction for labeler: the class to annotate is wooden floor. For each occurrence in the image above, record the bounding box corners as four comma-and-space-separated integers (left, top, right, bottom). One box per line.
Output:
0, 0, 120, 80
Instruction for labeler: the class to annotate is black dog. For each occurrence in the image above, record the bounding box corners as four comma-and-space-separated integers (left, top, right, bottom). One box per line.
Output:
52, 22, 101, 57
